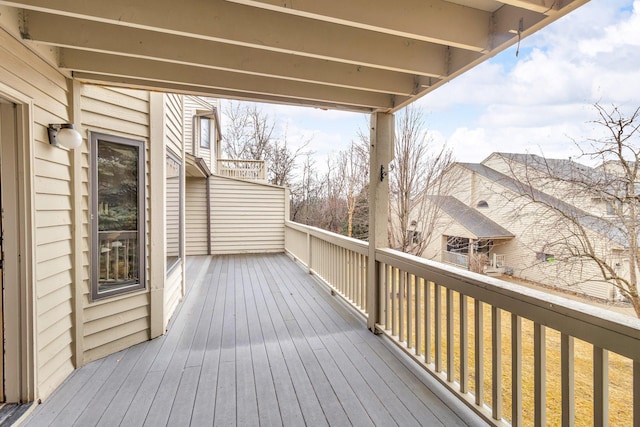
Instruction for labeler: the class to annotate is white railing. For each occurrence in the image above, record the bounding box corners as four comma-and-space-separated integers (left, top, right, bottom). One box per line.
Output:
98, 230, 139, 285
285, 221, 369, 315
284, 221, 640, 426
443, 250, 469, 268
217, 158, 267, 181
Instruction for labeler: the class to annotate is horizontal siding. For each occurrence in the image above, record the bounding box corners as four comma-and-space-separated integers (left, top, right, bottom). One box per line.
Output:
210, 176, 285, 254
186, 177, 209, 255
182, 97, 210, 157
165, 93, 183, 157
165, 265, 183, 324
166, 175, 180, 257
81, 84, 152, 364
0, 27, 79, 400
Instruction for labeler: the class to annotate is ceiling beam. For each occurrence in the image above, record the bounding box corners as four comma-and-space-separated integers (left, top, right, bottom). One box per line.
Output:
2, 0, 467, 76
23, 11, 429, 95
74, 72, 380, 113
497, 0, 565, 14
225, 0, 495, 52
60, 49, 397, 110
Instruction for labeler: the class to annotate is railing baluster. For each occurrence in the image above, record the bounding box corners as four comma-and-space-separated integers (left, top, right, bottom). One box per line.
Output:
384, 264, 391, 329
534, 322, 547, 427
593, 346, 608, 427
634, 361, 640, 427
378, 262, 386, 326
561, 333, 575, 427
475, 299, 484, 406
362, 253, 367, 311
492, 306, 502, 421
391, 267, 398, 337
415, 277, 422, 357
460, 294, 469, 394
361, 254, 366, 312
512, 314, 523, 427
343, 251, 355, 301
425, 280, 432, 365
408, 274, 413, 349
399, 271, 406, 343
447, 288, 454, 383
435, 284, 442, 373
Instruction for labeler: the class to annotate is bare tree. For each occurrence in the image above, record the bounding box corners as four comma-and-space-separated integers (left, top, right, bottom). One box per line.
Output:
290, 153, 323, 224
222, 101, 274, 160
222, 101, 310, 188
503, 104, 640, 316
338, 139, 369, 238
267, 126, 311, 187
388, 105, 455, 256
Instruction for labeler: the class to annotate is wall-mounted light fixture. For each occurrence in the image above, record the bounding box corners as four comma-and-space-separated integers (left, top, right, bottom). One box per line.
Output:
48, 124, 82, 149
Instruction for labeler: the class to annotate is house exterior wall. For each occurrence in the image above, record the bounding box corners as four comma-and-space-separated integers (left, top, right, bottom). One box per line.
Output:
210, 175, 286, 254
186, 177, 210, 255
0, 24, 77, 399
433, 163, 617, 300
163, 93, 185, 325
80, 86, 152, 364
183, 96, 219, 172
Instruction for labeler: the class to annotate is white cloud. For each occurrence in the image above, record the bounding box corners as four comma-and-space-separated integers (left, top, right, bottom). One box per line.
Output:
417, 0, 640, 163
220, 1, 639, 168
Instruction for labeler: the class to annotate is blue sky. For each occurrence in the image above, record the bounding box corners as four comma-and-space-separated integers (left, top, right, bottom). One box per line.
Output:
221, 0, 640, 168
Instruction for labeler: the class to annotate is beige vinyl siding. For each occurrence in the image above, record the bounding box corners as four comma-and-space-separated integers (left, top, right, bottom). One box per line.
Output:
211, 175, 285, 254
443, 164, 615, 300
0, 28, 78, 398
182, 96, 216, 171
166, 173, 181, 257
165, 93, 183, 158
163, 92, 185, 324
81, 85, 151, 364
164, 264, 183, 324
186, 177, 209, 255
183, 97, 210, 156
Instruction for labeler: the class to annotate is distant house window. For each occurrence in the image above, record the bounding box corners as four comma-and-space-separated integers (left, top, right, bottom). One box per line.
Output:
90, 132, 145, 300
447, 236, 469, 253
199, 117, 211, 149
407, 230, 422, 244
477, 200, 489, 208
536, 252, 554, 263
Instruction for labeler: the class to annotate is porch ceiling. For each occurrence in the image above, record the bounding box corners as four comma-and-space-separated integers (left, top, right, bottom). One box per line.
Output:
4, 0, 589, 113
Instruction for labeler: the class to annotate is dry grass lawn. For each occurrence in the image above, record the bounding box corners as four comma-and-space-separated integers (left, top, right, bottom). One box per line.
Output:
384, 281, 633, 426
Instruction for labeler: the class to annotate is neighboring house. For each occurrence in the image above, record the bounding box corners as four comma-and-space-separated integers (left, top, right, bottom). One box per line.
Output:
423, 153, 629, 301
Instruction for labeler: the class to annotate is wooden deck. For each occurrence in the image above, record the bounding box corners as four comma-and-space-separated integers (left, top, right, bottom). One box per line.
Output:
22, 254, 485, 426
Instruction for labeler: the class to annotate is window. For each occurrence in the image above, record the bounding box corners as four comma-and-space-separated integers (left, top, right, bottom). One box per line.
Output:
536, 252, 554, 263
447, 236, 469, 253
91, 133, 145, 300
477, 200, 489, 208
199, 117, 211, 149
407, 230, 422, 244
166, 152, 183, 271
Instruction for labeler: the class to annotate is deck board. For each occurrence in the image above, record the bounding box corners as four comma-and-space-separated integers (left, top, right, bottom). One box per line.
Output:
23, 254, 484, 426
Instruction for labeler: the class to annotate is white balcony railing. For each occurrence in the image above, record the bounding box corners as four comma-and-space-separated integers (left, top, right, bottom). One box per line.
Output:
443, 250, 469, 268
284, 221, 640, 426
217, 158, 267, 181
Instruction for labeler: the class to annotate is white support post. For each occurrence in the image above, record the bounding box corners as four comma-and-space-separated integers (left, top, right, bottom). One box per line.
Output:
367, 112, 394, 332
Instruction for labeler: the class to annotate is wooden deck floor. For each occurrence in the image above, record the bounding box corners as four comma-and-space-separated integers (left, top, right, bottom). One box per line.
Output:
22, 254, 485, 426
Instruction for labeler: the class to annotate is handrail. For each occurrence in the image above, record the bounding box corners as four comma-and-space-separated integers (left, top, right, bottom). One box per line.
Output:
216, 158, 267, 181
284, 220, 640, 426
376, 248, 640, 360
